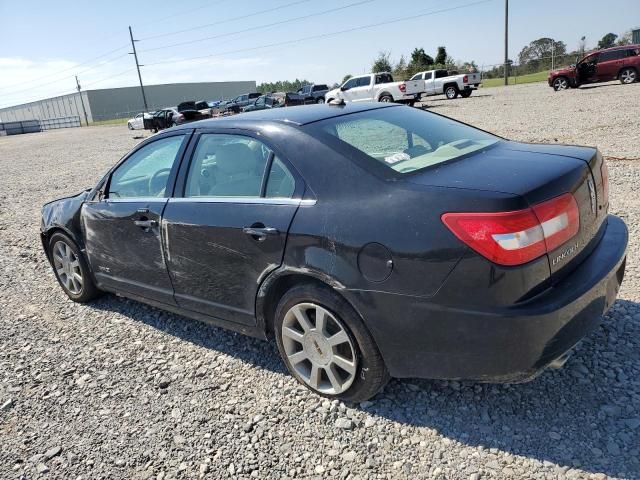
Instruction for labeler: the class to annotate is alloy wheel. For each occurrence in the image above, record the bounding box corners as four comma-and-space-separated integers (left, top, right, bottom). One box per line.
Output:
52, 240, 83, 295
621, 69, 636, 84
281, 302, 357, 395
555, 78, 568, 90
446, 87, 456, 99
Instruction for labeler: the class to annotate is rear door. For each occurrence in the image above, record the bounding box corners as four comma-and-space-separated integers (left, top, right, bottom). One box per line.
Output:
82, 132, 191, 304
162, 131, 305, 325
597, 49, 625, 80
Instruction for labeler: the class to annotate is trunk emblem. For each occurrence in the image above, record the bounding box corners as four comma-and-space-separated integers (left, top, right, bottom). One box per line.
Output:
587, 178, 596, 214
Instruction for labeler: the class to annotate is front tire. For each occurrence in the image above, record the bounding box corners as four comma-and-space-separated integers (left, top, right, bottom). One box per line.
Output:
444, 85, 459, 99
553, 77, 569, 91
316, 97, 325, 104
128, 123, 133, 130
620, 68, 637, 84
274, 284, 389, 402
48, 232, 100, 303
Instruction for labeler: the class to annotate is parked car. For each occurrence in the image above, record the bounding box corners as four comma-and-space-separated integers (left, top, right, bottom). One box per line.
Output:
226, 92, 261, 113
143, 108, 183, 132
408, 69, 482, 99
41, 103, 627, 401
549, 44, 640, 91
297, 84, 330, 104
177, 101, 212, 121
127, 112, 153, 130
325, 72, 417, 105
242, 92, 304, 112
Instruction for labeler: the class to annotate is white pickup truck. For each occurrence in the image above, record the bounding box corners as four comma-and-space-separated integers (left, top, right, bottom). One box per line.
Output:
325, 72, 419, 105
406, 69, 481, 100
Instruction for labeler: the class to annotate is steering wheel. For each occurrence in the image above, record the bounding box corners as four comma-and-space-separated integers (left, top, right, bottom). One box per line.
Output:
148, 168, 172, 196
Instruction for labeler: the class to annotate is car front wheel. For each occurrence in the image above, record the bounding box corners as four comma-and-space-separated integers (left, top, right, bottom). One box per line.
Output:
553, 77, 569, 91
48, 232, 100, 303
128, 123, 133, 130
620, 68, 637, 84
274, 284, 389, 402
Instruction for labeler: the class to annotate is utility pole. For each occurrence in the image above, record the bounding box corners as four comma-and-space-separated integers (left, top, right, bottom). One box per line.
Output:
504, 0, 509, 86
129, 26, 149, 112
75, 75, 89, 126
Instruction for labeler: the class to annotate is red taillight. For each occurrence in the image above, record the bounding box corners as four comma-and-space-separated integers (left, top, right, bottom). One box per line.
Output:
399, 83, 406, 93
441, 193, 580, 266
600, 160, 609, 206
463, 75, 468, 83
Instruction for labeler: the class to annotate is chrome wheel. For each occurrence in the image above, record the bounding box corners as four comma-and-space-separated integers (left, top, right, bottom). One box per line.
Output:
554, 78, 569, 90
379, 96, 392, 103
281, 303, 357, 395
52, 240, 83, 295
621, 69, 636, 84
445, 87, 457, 99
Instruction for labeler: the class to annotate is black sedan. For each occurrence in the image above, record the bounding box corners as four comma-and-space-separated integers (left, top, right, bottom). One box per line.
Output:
41, 103, 628, 401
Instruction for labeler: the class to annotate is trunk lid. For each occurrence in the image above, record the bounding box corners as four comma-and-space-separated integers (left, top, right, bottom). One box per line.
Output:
408, 141, 607, 279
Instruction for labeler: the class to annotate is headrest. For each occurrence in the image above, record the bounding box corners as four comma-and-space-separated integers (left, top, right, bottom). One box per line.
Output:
215, 143, 256, 175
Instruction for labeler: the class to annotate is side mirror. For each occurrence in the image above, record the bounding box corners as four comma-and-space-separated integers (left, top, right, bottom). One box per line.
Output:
340, 86, 347, 91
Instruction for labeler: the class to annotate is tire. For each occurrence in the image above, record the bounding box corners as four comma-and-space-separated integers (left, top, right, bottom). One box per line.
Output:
444, 85, 459, 99
407, 100, 416, 107
316, 97, 325, 104
326, 98, 335, 104
553, 77, 569, 91
48, 232, 101, 303
460, 90, 472, 98
274, 284, 389, 402
619, 68, 637, 84
378, 94, 393, 103
127, 123, 133, 130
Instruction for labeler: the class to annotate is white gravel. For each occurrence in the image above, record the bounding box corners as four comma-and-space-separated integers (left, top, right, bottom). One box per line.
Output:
1, 81, 639, 479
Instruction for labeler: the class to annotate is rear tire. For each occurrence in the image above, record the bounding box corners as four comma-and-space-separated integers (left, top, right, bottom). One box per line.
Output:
444, 85, 459, 99
316, 97, 325, 104
553, 76, 570, 91
460, 90, 472, 98
274, 284, 389, 402
48, 232, 101, 303
379, 94, 393, 103
619, 68, 637, 84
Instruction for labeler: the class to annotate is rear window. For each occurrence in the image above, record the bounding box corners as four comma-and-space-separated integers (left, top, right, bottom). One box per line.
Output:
311, 106, 499, 175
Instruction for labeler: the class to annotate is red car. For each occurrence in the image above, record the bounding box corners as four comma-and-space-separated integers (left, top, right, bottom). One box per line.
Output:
549, 44, 640, 91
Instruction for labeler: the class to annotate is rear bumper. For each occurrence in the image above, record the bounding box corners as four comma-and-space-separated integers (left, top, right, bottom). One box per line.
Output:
348, 215, 628, 381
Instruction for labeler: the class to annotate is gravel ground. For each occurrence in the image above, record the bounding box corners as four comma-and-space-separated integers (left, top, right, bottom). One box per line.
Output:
1, 81, 640, 480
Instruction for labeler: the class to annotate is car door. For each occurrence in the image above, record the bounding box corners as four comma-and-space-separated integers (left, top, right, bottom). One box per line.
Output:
577, 53, 599, 83
162, 131, 304, 325
339, 77, 359, 102
597, 49, 624, 80
423, 71, 435, 95
82, 132, 191, 305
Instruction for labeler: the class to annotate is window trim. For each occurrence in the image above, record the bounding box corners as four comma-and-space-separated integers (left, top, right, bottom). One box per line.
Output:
173, 128, 306, 202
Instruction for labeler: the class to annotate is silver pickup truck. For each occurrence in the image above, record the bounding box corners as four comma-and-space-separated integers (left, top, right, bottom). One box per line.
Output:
406, 69, 482, 100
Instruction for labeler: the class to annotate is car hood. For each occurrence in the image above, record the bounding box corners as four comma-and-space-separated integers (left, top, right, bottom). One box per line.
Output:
551, 65, 575, 75
326, 88, 340, 98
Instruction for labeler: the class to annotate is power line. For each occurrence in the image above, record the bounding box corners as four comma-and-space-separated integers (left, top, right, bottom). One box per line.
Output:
135, 0, 230, 29
139, 0, 312, 41
139, 0, 375, 53
144, 0, 493, 68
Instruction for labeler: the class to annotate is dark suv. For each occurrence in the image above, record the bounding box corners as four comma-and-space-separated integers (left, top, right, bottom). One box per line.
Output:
225, 92, 261, 113
549, 44, 640, 90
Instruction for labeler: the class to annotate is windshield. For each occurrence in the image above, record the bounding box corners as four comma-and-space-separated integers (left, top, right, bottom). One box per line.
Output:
310, 106, 499, 175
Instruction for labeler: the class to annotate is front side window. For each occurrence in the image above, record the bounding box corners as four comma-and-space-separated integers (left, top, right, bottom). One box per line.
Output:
343, 78, 358, 89
108, 135, 185, 199
311, 107, 499, 175
410, 73, 422, 81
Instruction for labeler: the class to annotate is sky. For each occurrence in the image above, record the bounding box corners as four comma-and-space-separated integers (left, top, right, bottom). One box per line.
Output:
0, 0, 638, 107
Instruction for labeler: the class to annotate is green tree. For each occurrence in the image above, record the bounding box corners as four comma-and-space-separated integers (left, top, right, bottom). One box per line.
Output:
434, 46, 447, 65
616, 30, 633, 46
406, 48, 434, 77
393, 55, 408, 80
256, 79, 311, 94
598, 33, 618, 49
372, 51, 392, 73
340, 74, 353, 85
518, 37, 567, 74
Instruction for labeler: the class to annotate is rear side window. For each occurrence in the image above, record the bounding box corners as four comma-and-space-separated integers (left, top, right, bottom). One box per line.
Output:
435, 70, 448, 78
599, 50, 625, 62
374, 74, 392, 84
313, 85, 328, 91
265, 157, 295, 198
311, 107, 499, 175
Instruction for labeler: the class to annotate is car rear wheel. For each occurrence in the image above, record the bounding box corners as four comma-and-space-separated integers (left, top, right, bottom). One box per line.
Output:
274, 284, 389, 401
445, 86, 459, 99
620, 68, 637, 84
48, 232, 100, 303
553, 77, 569, 91
316, 97, 325, 104
460, 90, 472, 98
379, 94, 393, 103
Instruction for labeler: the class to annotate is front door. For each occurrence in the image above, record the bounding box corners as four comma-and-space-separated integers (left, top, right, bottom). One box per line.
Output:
577, 53, 599, 83
82, 132, 189, 304
162, 132, 302, 325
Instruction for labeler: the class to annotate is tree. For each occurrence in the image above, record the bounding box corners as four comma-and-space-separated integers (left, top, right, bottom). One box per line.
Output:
372, 51, 392, 73
434, 46, 447, 66
409, 48, 433, 67
393, 55, 408, 79
256, 79, 310, 94
341, 74, 352, 85
518, 37, 567, 73
616, 30, 633, 46
598, 33, 618, 49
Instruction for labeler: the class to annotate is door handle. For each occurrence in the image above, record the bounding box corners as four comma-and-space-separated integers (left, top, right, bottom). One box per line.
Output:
243, 226, 279, 240
134, 219, 158, 229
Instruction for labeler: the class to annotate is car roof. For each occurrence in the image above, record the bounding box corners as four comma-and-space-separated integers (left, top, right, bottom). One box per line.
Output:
173, 102, 399, 128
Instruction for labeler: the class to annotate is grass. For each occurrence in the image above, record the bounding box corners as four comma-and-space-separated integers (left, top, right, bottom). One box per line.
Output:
481, 70, 549, 88
90, 118, 129, 126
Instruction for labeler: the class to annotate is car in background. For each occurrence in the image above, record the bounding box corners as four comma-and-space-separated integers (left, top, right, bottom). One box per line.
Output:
297, 84, 330, 104
41, 103, 627, 401
325, 72, 417, 105
549, 44, 640, 91
226, 93, 261, 114
127, 112, 153, 130
408, 69, 481, 100
242, 92, 304, 112
143, 107, 183, 132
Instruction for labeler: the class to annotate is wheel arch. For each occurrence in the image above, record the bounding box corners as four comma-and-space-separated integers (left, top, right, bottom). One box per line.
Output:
376, 91, 393, 101
41, 226, 95, 283
443, 82, 459, 91
618, 65, 637, 78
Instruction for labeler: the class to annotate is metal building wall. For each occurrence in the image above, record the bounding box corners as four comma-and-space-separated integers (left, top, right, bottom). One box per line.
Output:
0, 92, 91, 124
86, 81, 256, 121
